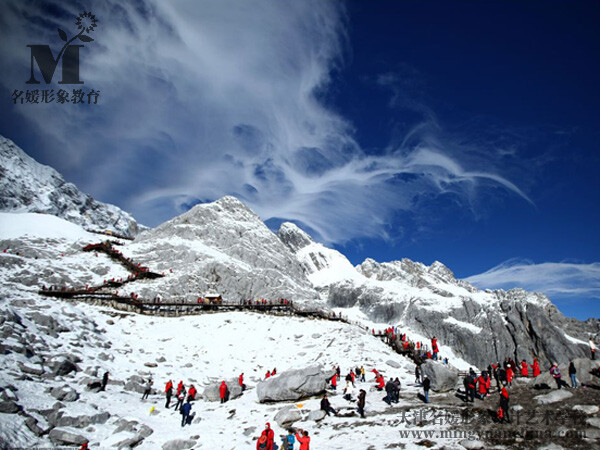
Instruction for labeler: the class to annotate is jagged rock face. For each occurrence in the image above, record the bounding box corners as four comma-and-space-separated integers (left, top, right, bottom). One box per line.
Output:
126, 197, 320, 304
0, 136, 138, 237
281, 222, 591, 369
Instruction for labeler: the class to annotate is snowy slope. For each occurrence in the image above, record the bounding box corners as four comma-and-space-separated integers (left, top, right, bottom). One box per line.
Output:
0, 135, 138, 237
0, 217, 450, 449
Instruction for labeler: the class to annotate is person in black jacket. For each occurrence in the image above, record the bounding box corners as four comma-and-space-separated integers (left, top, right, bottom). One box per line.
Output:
463, 375, 476, 403
423, 376, 431, 403
569, 361, 579, 388
357, 389, 366, 418
320, 394, 337, 416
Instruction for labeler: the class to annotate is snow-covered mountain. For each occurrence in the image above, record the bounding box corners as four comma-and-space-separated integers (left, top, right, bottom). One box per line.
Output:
277, 221, 594, 368
119, 197, 320, 304
0, 136, 138, 237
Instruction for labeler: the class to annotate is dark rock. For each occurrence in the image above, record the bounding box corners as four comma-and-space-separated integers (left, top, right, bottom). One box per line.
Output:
162, 439, 197, 450
0, 401, 22, 414
48, 428, 88, 446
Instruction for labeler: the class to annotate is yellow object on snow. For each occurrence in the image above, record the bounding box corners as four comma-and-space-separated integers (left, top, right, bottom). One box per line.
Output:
149, 406, 155, 415
296, 404, 303, 408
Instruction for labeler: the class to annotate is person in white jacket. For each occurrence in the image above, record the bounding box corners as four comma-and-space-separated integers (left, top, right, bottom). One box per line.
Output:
590, 338, 597, 360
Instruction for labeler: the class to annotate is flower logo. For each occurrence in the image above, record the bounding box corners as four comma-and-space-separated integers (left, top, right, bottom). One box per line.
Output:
55, 11, 98, 61
75, 11, 98, 34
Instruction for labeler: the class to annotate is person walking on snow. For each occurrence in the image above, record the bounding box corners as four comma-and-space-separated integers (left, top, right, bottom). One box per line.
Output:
180, 400, 192, 427
165, 380, 173, 408
239, 373, 246, 391
174, 388, 185, 411
142, 378, 152, 400
219, 381, 228, 403
176, 380, 184, 396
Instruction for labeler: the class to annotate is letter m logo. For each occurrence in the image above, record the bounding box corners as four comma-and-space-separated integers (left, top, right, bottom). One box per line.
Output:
26, 45, 84, 84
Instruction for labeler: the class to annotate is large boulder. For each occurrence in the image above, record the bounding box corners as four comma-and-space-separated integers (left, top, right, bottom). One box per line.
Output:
162, 439, 197, 450
274, 406, 302, 427
202, 379, 242, 402
256, 366, 334, 403
535, 390, 573, 405
421, 360, 459, 392
48, 428, 88, 446
50, 385, 79, 402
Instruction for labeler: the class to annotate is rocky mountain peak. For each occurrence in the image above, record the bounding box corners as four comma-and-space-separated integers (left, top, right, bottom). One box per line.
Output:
427, 260, 455, 281
277, 222, 315, 252
0, 135, 139, 237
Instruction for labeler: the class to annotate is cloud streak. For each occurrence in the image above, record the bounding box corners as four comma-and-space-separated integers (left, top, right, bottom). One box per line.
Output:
0, 0, 534, 243
466, 259, 600, 300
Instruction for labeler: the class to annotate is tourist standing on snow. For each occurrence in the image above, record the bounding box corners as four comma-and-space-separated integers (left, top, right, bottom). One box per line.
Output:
591, 338, 597, 360
101, 371, 109, 391
180, 400, 192, 427
259, 423, 275, 450
165, 380, 173, 408
285, 429, 296, 450
431, 337, 439, 360
357, 389, 367, 418
239, 373, 246, 391
142, 378, 152, 400
330, 373, 337, 390
320, 394, 337, 416
187, 384, 197, 401
506, 364, 514, 387
423, 376, 431, 403
415, 364, 421, 384
174, 388, 185, 411
569, 361, 578, 388
360, 366, 366, 382
295, 429, 310, 450
219, 381, 228, 403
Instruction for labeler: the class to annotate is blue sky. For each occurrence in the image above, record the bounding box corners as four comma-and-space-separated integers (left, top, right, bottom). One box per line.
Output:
0, 1, 598, 319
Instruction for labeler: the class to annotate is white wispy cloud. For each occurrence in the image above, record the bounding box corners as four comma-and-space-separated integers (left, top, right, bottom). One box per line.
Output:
466, 259, 600, 299
1, 0, 534, 243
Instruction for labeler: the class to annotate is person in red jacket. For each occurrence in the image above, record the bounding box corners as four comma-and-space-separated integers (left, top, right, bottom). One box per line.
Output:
176, 381, 184, 396
187, 385, 196, 401
506, 365, 514, 386
532, 359, 541, 377
431, 337, 439, 360
376, 374, 385, 391
520, 360, 529, 377
219, 381, 228, 404
295, 428, 311, 450
260, 423, 274, 450
265, 371, 271, 379
477, 373, 490, 399
239, 373, 246, 391
330, 374, 337, 390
